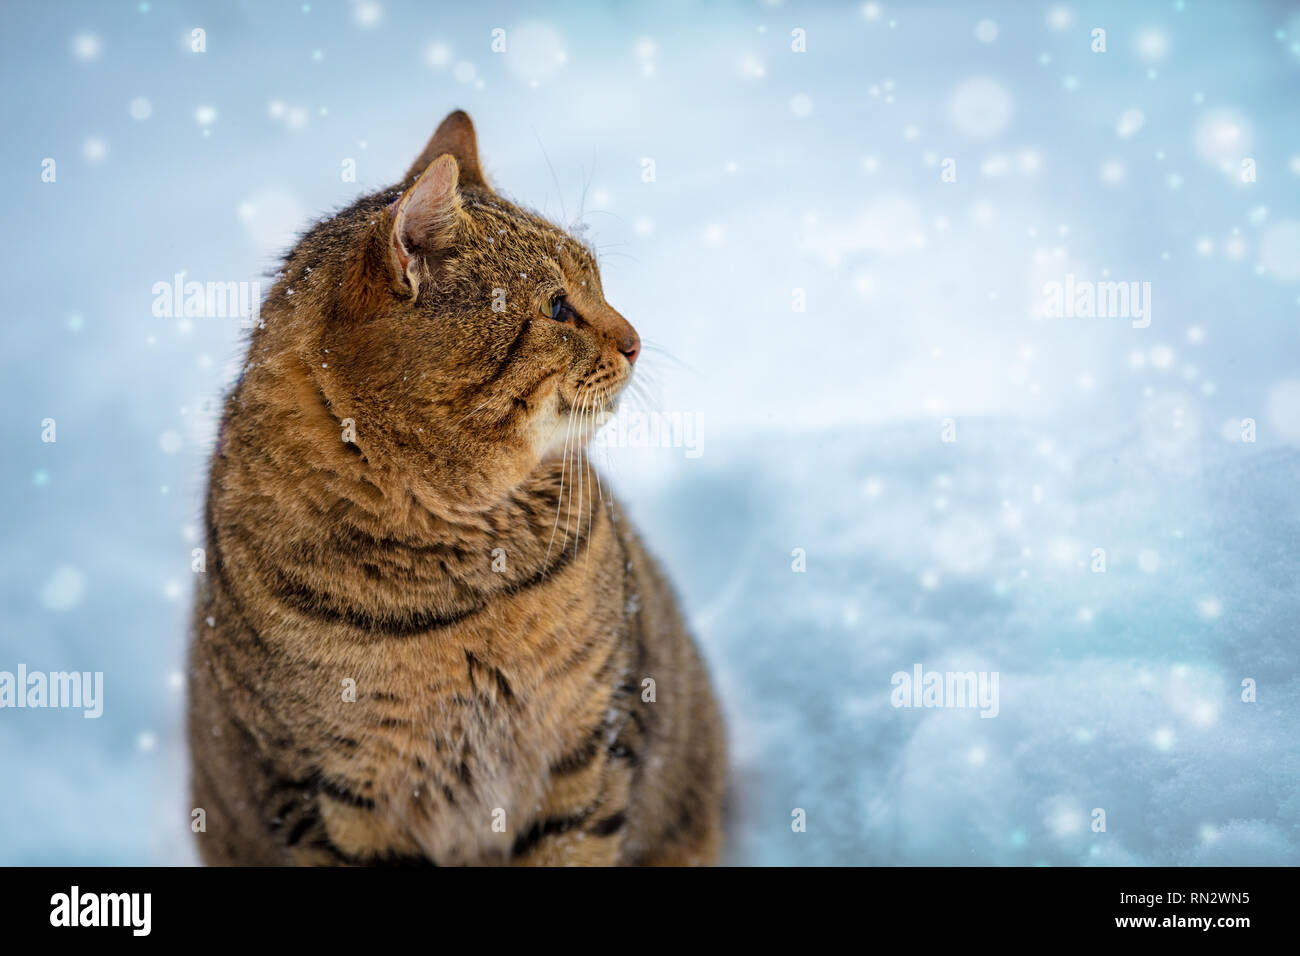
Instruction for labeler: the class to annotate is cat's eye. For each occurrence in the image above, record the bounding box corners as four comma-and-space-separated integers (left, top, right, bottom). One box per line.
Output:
548, 294, 574, 322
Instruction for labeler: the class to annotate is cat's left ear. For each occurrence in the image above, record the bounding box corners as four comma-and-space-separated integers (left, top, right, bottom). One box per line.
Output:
404, 110, 489, 190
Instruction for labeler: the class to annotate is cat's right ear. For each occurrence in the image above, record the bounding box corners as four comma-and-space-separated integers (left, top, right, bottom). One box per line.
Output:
342, 154, 463, 316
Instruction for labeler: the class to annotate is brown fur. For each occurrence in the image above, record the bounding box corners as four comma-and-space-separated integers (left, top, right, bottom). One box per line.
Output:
186, 111, 725, 865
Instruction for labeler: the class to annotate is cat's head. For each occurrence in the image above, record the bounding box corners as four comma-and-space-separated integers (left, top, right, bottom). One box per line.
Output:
276, 111, 640, 510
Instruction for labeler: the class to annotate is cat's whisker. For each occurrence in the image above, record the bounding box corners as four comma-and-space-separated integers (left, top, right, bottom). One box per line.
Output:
583, 397, 596, 571
572, 395, 584, 557
638, 340, 693, 371
451, 396, 496, 429
545, 386, 580, 565
589, 250, 638, 264
624, 378, 657, 415
592, 384, 624, 526
590, 392, 613, 572
571, 388, 588, 537
576, 157, 592, 228
575, 388, 593, 560
581, 209, 628, 225
577, 388, 595, 552
632, 375, 665, 411
633, 361, 666, 384
533, 129, 568, 227
563, 387, 587, 552
630, 358, 662, 381
591, 386, 607, 506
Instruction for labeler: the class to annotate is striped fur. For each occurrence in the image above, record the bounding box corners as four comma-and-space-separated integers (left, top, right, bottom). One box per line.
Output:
187, 111, 725, 865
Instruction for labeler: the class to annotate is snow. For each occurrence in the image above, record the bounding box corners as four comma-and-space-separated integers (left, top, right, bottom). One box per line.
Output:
611, 426, 1300, 865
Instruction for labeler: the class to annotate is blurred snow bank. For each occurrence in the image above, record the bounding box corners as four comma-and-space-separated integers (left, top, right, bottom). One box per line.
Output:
613, 421, 1300, 865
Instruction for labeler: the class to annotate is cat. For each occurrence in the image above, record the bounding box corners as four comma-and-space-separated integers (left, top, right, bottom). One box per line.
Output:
187, 110, 726, 866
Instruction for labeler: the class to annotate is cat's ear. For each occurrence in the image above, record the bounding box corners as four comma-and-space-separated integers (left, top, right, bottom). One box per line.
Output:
342, 154, 463, 315
404, 110, 489, 189
391, 153, 462, 280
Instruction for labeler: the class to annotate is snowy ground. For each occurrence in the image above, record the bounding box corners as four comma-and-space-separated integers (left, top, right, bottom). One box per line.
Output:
621, 423, 1300, 866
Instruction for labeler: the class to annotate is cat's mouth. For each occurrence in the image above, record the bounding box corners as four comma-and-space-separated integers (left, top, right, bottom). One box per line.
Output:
557, 365, 630, 417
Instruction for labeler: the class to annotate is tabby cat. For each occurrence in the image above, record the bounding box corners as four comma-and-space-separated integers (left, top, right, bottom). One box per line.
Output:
187, 110, 726, 866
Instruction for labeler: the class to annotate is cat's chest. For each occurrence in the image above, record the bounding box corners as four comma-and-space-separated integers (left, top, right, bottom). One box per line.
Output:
318, 607, 629, 860
330, 560, 627, 750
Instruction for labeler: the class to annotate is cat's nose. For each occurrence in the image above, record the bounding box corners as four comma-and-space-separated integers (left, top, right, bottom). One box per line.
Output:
606, 309, 640, 365
620, 332, 640, 366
